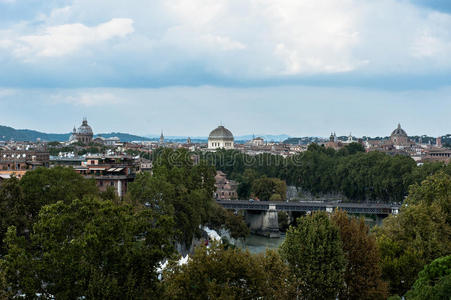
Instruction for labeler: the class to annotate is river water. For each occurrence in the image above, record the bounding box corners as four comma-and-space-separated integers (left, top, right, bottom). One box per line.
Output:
239, 234, 286, 254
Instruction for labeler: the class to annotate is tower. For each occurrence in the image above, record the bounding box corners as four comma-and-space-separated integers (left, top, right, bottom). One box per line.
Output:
159, 131, 164, 145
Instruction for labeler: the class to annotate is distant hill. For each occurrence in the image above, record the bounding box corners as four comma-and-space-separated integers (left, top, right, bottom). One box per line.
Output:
96, 132, 152, 142
0, 125, 151, 142
0, 125, 70, 142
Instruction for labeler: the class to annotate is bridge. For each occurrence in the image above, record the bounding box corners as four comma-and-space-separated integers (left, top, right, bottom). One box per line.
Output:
216, 200, 400, 215
216, 200, 400, 238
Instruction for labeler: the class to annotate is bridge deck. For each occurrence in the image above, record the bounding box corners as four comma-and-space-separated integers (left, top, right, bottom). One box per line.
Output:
216, 200, 400, 215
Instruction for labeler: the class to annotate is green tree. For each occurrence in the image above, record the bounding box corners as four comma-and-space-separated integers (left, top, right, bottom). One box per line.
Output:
405, 255, 451, 300
236, 168, 260, 199
375, 172, 451, 295
251, 177, 287, 201
128, 148, 248, 246
0, 167, 99, 255
280, 212, 345, 300
339, 142, 365, 155
331, 210, 388, 299
163, 243, 297, 299
3, 197, 175, 299
0, 177, 25, 255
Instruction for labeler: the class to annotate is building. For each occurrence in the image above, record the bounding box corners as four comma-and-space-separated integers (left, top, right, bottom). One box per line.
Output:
214, 171, 238, 200
69, 118, 94, 144
390, 123, 410, 147
0, 150, 50, 179
251, 136, 265, 147
437, 136, 442, 148
208, 125, 234, 150
73, 154, 137, 198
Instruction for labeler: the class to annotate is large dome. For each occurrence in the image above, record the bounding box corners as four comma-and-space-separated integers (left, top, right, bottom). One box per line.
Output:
209, 125, 234, 141
391, 123, 407, 137
77, 119, 93, 135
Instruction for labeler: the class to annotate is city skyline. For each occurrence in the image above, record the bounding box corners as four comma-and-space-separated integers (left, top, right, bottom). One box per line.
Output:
1, 0, 451, 137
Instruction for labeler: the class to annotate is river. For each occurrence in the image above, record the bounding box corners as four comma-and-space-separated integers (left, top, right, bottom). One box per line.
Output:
239, 234, 286, 254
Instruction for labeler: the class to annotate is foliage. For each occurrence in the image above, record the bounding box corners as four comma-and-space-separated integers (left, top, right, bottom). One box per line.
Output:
331, 210, 388, 299
199, 146, 443, 202
127, 148, 248, 246
0, 167, 98, 255
278, 211, 290, 232
375, 172, 451, 296
280, 212, 345, 300
236, 168, 260, 199
251, 177, 287, 201
207, 205, 249, 239
405, 255, 451, 300
163, 243, 297, 299
2, 197, 175, 299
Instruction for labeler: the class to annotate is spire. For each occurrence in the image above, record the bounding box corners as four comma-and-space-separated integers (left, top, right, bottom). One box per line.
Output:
159, 130, 164, 144
398, 123, 401, 129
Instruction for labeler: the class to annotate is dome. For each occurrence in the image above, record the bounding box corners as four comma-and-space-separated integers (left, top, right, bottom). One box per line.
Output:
391, 123, 407, 137
209, 125, 234, 141
77, 119, 93, 135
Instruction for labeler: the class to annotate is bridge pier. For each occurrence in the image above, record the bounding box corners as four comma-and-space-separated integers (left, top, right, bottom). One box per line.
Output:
245, 205, 280, 238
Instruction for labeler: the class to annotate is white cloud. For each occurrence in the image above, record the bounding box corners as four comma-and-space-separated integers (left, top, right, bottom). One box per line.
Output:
0, 89, 16, 99
55, 92, 123, 107
1, 0, 451, 83
13, 18, 134, 58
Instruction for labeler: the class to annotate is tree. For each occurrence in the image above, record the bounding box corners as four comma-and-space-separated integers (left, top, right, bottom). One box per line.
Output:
163, 243, 297, 299
251, 177, 287, 201
375, 172, 451, 296
331, 210, 388, 299
127, 149, 248, 246
19, 166, 99, 220
2, 197, 175, 299
0, 167, 99, 256
0, 177, 25, 255
339, 142, 365, 155
405, 255, 451, 300
280, 212, 345, 300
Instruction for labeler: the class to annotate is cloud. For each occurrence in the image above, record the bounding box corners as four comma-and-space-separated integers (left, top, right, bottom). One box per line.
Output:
12, 18, 134, 58
1, 0, 451, 87
54, 92, 123, 107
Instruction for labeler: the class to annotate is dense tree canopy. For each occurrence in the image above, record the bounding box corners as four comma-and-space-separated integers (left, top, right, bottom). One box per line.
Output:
2, 196, 175, 299
405, 255, 451, 300
375, 172, 451, 296
0, 167, 99, 255
199, 144, 448, 202
280, 212, 345, 300
331, 210, 388, 299
251, 177, 287, 201
128, 148, 248, 245
163, 243, 297, 299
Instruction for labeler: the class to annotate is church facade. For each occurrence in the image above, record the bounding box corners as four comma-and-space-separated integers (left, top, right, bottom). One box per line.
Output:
69, 118, 94, 144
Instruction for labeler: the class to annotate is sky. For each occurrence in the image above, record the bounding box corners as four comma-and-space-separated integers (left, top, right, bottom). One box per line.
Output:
0, 0, 450, 137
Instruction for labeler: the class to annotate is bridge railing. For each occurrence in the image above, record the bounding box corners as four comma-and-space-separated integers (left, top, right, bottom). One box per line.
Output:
216, 200, 400, 215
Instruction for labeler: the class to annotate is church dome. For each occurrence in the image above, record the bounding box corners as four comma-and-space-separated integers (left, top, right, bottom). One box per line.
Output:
209, 125, 234, 141
77, 119, 93, 135
391, 123, 407, 137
